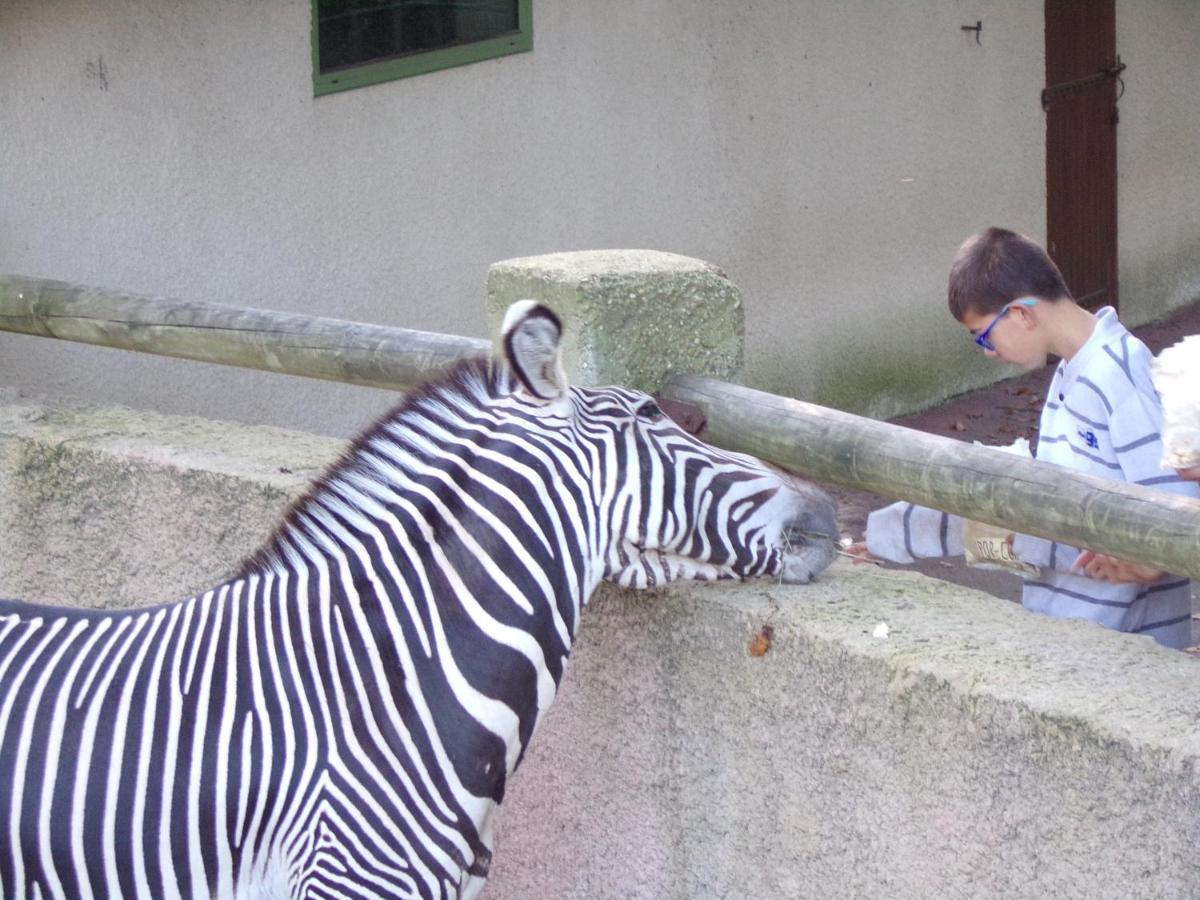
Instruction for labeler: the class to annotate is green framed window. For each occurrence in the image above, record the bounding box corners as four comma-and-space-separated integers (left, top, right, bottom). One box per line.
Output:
313, 0, 532, 96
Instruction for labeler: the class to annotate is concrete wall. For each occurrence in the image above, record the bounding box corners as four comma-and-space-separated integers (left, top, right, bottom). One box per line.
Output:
3, 395, 1199, 899
2, 0, 1050, 435
0, 388, 337, 606
1116, 0, 1200, 326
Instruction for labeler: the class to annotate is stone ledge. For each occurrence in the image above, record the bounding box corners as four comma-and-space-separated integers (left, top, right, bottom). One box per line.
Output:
493, 568, 1200, 899
0, 396, 342, 605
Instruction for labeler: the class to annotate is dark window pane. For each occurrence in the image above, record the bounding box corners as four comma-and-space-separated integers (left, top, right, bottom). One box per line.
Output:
318, 0, 520, 73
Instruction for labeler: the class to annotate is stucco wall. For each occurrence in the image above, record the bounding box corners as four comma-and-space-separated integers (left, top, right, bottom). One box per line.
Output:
0, 1, 1052, 435
1115, 0, 1200, 326
3, 4, 1197, 435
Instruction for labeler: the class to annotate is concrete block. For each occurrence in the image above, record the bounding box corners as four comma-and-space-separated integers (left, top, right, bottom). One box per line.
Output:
486, 250, 743, 391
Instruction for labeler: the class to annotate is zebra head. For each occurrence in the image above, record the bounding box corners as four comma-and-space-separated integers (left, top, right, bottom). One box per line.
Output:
501, 300, 838, 590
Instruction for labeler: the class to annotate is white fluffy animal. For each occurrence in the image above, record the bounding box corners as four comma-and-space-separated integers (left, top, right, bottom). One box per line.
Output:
1153, 335, 1200, 469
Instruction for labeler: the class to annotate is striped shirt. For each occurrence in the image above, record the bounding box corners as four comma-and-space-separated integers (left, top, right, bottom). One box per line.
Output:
867, 307, 1199, 648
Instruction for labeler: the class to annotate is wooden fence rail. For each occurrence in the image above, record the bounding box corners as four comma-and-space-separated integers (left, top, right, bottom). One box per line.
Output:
0, 275, 489, 392
662, 375, 1200, 581
3, 273, 1196, 580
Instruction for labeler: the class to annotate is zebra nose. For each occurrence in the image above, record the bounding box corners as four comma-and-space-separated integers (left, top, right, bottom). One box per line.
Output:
777, 485, 838, 584
783, 482, 838, 544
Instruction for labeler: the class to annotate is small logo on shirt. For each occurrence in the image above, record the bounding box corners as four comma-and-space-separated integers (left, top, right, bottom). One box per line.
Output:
1079, 429, 1099, 449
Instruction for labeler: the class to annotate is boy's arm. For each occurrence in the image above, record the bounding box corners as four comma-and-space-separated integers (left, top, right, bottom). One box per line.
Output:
864, 501, 964, 564
1010, 531, 1079, 573
864, 499, 1145, 579
861, 439, 1038, 565
1015, 526, 1163, 584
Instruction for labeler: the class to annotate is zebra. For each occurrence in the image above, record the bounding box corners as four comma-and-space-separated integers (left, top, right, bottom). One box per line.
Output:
0, 300, 838, 899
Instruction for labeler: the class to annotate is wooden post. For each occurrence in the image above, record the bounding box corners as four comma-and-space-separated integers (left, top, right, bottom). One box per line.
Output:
662, 374, 1200, 580
0, 275, 489, 391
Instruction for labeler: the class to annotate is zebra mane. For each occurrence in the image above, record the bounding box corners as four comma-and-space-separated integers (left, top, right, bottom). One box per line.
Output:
235, 355, 505, 579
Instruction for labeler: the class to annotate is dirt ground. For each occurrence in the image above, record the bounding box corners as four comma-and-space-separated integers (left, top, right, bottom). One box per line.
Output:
829, 298, 1200, 625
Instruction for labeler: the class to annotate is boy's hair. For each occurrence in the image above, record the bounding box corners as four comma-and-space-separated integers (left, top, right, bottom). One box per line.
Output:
947, 227, 1072, 321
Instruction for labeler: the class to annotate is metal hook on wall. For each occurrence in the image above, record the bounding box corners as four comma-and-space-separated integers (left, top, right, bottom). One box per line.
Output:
961, 20, 982, 45
1113, 56, 1126, 103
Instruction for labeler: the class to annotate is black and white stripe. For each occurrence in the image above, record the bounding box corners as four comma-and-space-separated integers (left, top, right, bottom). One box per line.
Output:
0, 302, 836, 899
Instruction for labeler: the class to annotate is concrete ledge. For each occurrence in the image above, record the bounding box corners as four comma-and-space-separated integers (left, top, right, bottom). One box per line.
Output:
491, 571, 1200, 898
0, 394, 341, 605
2, 396, 1198, 898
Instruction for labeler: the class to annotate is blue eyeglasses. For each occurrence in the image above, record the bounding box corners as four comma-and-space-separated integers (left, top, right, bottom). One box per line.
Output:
974, 298, 1036, 351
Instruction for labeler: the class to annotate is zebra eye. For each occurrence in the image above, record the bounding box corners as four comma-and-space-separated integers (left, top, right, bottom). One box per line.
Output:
636, 400, 665, 421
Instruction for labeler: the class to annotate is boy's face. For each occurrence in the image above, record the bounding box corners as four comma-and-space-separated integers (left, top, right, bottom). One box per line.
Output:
960, 302, 1046, 370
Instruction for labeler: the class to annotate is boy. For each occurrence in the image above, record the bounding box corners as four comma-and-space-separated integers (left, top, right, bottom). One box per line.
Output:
862, 227, 1200, 648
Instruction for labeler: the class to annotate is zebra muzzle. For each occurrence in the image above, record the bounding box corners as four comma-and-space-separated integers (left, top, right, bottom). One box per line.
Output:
778, 489, 839, 583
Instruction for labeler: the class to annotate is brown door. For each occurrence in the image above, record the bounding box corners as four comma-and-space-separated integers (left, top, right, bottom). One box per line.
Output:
1044, 0, 1121, 310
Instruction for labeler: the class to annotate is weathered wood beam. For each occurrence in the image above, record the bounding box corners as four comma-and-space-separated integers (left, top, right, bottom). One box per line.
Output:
0, 275, 490, 391
663, 374, 1200, 580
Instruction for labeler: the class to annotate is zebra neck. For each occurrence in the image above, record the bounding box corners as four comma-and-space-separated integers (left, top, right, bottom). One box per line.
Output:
235, 484, 588, 810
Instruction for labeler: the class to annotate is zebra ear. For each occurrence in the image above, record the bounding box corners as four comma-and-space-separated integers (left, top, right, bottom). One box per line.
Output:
501, 300, 569, 401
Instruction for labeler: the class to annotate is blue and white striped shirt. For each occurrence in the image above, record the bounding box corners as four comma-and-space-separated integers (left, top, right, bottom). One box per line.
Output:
867, 307, 1199, 648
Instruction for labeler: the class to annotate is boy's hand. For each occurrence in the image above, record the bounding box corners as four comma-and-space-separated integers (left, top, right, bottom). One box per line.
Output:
843, 541, 883, 566
1072, 551, 1165, 585
1176, 464, 1200, 483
